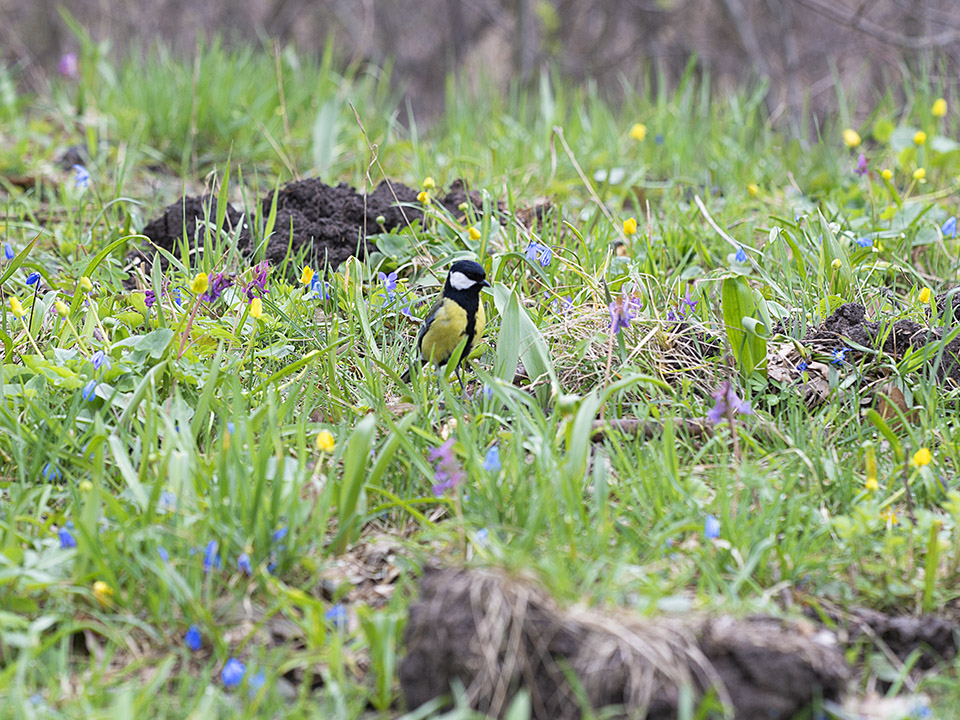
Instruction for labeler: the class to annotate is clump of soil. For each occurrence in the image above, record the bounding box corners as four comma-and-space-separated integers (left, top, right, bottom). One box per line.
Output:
801, 302, 960, 386
132, 178, 495, 277
400, 566, 848, 719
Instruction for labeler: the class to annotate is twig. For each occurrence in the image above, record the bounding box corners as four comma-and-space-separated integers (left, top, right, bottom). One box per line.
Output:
794, 0, 960, 49
902, 453, 917, 527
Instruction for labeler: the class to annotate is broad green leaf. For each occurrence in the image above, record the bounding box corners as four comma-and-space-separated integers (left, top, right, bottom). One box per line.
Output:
721, 275, 767, 377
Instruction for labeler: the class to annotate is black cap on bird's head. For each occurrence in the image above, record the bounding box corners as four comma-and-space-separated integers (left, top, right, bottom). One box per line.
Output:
445, 260, 490, 293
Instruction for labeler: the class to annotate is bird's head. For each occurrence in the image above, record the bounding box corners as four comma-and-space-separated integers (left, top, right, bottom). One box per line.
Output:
446, 260, 490, 293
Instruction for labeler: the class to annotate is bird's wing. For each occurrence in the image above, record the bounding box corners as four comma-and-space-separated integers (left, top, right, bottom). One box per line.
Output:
415, 296, 446, 355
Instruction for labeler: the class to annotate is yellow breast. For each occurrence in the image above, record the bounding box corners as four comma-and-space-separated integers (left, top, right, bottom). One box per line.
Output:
420, 298, 468, 366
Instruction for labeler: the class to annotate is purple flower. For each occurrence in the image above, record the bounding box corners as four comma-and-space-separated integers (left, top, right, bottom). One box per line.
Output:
3, 243, 13, 260
184, 624, 202, 651
706, 381, 753, 425
378, 271, 398, 300
680, 285, 698, 316
483, 446, 501, 473
82, 379, 98, 402
429, 439, 465, 496
525, 241, 552, 267
202, 540, 221, 573
237, 553, 252, 576
704, 514, 721, 540
58, 53, 79, 79
221, 658, 245, 688
26, 271, 41, 285
201, 272, 233, 303
550, 295, 574, 314
325, 604, 347, 629
58, 526, 77, 549
157, 546, 169, 562
943, 217, 958, 239
854, 153, 868, 176
144, 290, 156, 308
243, 261, 270, 300
608, 296, 635, 334
73, 165, 90, 190
91, 350, 110, 372
734, 246, 747, 263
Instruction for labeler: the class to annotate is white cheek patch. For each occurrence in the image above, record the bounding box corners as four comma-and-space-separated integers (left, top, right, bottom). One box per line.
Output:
449, 271, 476, 291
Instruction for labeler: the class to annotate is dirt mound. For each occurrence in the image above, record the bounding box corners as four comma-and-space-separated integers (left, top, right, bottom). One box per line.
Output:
132, 178, 492, 277
400, 566, 847, 719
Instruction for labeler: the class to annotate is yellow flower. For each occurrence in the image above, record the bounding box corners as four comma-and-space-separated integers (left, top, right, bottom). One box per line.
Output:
919, 287, 931, 303
249, 297, 263, 319
932, 98, 947, 118
190, 272, 209, 295
78, 276, 93, 293
623, 217, 638, 236
92, 580, 114, 604
422, 176, 436, 189
831, 258, 842, 269
747, 183, 760, 197
629, 123, 647, 141
912, 447, 932, 467
299, 266, 314, 285
865, 477, 879, 492
9, 296, 24, 318
843, 129, 861, 148
79, 480, 93, 492
54, 300, 69, 317
913, 167, 926, 181
881, 168, 893, 180
468, 226, 482, 241
914, 130, 927, 145
316, 430, 335, 453
417, 191, 431, 205
880, 510, 899, 525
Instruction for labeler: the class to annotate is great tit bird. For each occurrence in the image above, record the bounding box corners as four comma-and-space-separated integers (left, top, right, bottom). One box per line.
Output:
401, 260, 490, 387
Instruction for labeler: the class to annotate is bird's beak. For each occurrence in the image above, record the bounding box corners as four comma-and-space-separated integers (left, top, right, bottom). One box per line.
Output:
481, 279, 492, 288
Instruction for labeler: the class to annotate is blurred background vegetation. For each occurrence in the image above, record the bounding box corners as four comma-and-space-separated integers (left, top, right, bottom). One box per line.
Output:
4, 0, 960, 130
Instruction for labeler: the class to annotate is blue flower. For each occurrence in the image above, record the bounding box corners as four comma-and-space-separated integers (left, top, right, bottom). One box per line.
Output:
482, 446, 501, 473
171, 288, 183, 307
3, 243, 13, 260
42, 462, 61, 481
475, 528, 490, 547
325, 604, 347, 629
157, 546, 169, 563
58, 526, 77, 549
525, 241, 552, 267
734, 246, 747, 263
226, 421, 235, 434
831, 347, 849, 365
855, 237, 872, 248
73, 164, 90, 190
237, 553, 252, 576
272, 527, 287, 542
943, 216, 958, 239
90, 350, 111, 372
221, 658, 245, 688
704, 514, 721, 540
184, 624, 202, 652
248, 669, 266, 697
82, 379, 98, 402
310, 275, 329, 300
797, 361, 808, 373
158, 491, 177, 512
202, 540, 221, 573
655, 133, 664, 145
26, 271, 41, 285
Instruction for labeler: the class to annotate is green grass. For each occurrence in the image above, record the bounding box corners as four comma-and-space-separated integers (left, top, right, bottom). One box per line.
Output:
2, 36, 960, 719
